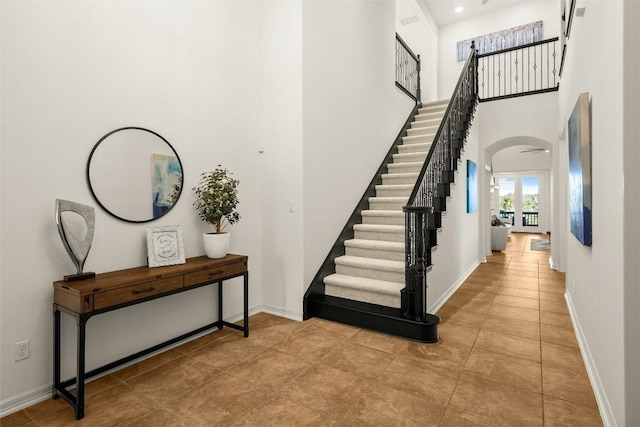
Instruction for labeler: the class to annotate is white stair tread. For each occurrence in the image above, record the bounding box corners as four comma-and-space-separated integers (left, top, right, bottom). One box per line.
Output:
368, 196, 408, 202
324, 274, 404, 295
361, 209, 404, 217
374, 184, 414, 191
381, 172, 419, 179
344, 239, 404, 252
388, 162, 423, 168
353, 224, 404, 233
335, 255, 404, 272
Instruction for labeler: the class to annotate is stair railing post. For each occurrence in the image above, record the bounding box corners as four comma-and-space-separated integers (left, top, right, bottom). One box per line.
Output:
403, 205, 431, 321
416, 54, 421, 104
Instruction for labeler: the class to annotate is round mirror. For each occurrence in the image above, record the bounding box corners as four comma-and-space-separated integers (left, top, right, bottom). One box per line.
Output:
87, 127, 183, 223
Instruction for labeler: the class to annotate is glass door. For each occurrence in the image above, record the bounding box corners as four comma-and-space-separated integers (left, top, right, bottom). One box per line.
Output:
521, 177, 540, 228
498, 177, 515, 225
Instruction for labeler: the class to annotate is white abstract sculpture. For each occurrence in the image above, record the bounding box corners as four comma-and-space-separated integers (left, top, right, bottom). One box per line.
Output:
56, 199, 96, 281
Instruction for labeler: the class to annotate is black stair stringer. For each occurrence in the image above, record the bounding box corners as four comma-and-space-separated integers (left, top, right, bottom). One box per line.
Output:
303, 103, 421, 320
307, 295, 439, 343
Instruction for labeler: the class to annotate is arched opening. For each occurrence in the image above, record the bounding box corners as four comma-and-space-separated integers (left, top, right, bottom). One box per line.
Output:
481, 136, 556, 262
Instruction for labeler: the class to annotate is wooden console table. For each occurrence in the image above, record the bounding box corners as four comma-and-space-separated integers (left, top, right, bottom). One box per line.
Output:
52, 254, 248, 420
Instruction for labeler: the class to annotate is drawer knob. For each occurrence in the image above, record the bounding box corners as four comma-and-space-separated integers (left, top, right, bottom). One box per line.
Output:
132, 287, 155, 295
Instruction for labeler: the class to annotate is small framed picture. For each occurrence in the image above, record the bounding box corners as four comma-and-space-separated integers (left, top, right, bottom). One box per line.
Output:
146, 225, 186, 267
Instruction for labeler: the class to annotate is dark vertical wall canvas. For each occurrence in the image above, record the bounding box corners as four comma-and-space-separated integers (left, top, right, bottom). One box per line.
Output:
568, 92, 592, 246
467, 160, 478, 213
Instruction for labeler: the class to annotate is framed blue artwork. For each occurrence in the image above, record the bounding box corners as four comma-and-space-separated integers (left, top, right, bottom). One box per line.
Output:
568, 92, 592, 246
467, 160, 478, 213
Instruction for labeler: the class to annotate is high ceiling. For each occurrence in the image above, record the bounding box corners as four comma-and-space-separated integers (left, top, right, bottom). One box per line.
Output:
419, 0, 528, 27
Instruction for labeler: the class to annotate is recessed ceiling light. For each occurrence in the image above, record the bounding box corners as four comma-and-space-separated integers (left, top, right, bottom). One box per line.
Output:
455, 6, 464, 13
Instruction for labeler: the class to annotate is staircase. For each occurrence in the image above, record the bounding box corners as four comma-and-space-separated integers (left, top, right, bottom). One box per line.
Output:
323, 99, 448, 308
304, 41, 478, 343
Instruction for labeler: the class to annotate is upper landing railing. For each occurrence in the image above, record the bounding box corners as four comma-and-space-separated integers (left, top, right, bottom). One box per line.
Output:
477, 37, 560, 102
395, 33, 421, 103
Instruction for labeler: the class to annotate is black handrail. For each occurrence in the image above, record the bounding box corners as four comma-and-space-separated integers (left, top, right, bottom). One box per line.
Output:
401, 42, 479, 321
477, 37, 559, 102
395, 33, 421, 102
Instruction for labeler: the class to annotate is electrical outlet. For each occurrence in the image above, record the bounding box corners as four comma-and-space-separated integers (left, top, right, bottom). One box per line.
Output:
14, 340, 29, 362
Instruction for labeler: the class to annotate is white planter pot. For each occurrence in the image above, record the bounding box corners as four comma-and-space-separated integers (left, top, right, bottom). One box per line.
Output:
203, 232, 230, 259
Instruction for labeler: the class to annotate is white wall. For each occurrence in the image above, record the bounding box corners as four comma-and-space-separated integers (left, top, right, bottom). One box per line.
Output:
492, 145, 551, 173
302, 0, 415, 286
0, 0, 269, 405
256, 1, 304, 321
395, 0, 439, 102
623, 2, 640, 425
437, 0, 559, 98
428, 115, 483, 311
559, 1, 626, 425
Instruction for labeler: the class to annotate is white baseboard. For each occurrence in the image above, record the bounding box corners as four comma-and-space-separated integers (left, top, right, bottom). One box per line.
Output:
259, 304, 303, 322
0, 385, 51, 418
428, 260, 481, 314
565, 293, 618, 427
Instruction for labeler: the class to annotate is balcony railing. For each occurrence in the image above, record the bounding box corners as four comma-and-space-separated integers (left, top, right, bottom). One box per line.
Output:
478, 38, 559, 102
500, 211, 539, 227
395, 33, 421, 102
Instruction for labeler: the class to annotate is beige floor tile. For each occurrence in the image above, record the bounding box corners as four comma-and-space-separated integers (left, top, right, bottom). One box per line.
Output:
271, 323, 343, 362
487, 304, 540, 323
227, 348, 313, 388
540, 311, 574, 330
374, 355, 460, 402
541, 323, 579, 347
474, 330, 541, 362
277, 364, 369, 420
447, 373, 543, 426
76, 383, 158, 427
493, 294, 540, 310
540, 299, 570, 314
437, 322, 480, 349
459, 280, 500, 293
441, 309, 487, 330
452, 289, 496, 304
173, 328, 233, 354
539, 282, 566, 294
399, 339, 472, 371
439, 407, 510, 427
482, 314, 540, 340
113, 349, 183, 382
0, 410, 33, 427
463, 347, 542, 393
349, 329, 408, 355
497, 287, 538, 300
541, 341, 587, 372
124, 408, 193, 427
500, 279, 539, 291
341, 381, 444, 427
230, 397, 326, 426
503, 270, 538, 279
539, 291, 566, 302
320, 342, 396, 381
236, 315, 310, 348
543, 396, 603, 426
542, 364, 598, 408
304, 318, 360, 339
127, 357, 221, 406
165, 372, 273, 425
190, 334, 268, 370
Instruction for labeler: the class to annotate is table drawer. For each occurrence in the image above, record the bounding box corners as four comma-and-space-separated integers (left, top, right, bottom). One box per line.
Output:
184, 261, 246, 287
94, 276, 184, 310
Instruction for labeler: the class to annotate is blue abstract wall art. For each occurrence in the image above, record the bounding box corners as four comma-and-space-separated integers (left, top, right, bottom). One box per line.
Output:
467, 160, 478, 213
568, 92, 592, 246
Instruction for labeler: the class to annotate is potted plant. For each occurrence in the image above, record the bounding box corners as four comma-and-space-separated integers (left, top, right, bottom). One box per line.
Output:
193, 166, 240, 258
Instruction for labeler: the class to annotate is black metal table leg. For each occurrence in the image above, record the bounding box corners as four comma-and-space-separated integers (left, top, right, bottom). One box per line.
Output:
244, 272, 249, 338
52, 305, 60, 399
75, 314, 87, 420
218, 280, 223, 329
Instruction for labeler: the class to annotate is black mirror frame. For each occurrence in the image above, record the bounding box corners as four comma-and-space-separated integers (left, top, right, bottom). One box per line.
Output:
86, 127, 184, 223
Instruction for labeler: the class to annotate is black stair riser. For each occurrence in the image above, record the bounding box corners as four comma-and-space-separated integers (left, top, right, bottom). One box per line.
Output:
307, 295, 439, 343
437, 183, 450, 197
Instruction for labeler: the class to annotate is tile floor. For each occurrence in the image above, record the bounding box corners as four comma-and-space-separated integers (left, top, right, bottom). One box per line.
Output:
2, 233, 603, 426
